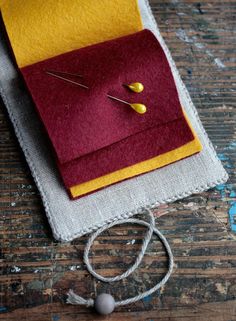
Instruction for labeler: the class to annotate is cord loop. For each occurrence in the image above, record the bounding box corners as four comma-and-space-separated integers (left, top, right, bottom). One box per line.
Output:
67, 210, 174, 311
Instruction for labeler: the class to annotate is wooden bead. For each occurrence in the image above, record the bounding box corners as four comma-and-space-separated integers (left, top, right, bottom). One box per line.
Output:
94, 293, 115, 315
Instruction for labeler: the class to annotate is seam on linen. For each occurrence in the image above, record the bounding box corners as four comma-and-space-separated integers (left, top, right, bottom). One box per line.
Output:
0, 86, 62, 239
58, 173, 228, 241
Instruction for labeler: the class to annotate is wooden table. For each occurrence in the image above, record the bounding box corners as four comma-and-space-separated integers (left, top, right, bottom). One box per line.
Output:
0, 1, 236, 320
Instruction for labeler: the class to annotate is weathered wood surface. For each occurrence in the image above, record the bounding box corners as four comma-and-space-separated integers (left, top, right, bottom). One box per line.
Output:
0, 0, 236, 320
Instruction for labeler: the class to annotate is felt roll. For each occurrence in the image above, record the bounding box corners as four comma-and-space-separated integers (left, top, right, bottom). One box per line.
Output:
0, 0, 143, 67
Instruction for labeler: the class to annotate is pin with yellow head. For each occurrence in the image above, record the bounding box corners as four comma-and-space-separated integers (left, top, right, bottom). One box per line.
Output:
107, 95, 147, 114
108, 81, 146, 114
126, 82, 144, 93
129, 103, 147, 114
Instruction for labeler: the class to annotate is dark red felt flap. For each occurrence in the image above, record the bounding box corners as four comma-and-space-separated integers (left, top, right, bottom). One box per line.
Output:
58, 116, 194, 188
21, 29, 183, 164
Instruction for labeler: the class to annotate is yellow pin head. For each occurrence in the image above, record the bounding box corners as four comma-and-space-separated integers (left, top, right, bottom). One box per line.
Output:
127, 82, 144, 93
130, 103, 147, 114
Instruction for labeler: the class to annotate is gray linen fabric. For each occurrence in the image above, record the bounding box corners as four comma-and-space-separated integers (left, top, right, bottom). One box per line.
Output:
0, 0, 228, 241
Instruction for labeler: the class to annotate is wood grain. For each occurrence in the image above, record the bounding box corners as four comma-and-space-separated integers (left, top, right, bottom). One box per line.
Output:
0, 1, 236, 320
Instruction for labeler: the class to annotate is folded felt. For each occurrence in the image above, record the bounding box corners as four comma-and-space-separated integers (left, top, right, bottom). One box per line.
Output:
19, 29, 202, 198
59, 116, 194, 188
70, 136, 202, 199
0, 0, 143, 67
1, 4, 203, 199
21, 29, 185, 165
68, 108, 202, 198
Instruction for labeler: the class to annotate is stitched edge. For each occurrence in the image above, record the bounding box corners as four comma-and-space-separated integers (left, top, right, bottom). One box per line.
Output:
0, 0, 228, 242
0, 86, 60, 239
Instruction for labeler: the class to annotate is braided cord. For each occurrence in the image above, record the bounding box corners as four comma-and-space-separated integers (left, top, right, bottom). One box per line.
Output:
67, 210, 174, 307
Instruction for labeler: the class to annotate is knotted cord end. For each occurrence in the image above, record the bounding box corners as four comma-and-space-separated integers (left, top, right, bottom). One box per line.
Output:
67, 289, 94, 307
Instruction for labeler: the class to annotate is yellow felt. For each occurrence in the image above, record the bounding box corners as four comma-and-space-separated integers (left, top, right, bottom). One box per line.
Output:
70, 116, 202, 198
0, 0, 143, 67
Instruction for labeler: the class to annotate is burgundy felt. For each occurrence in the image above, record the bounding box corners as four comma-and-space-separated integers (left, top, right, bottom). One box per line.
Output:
59, 116, 194, 187
21, 29, 185, 165
69, 150, 200, 201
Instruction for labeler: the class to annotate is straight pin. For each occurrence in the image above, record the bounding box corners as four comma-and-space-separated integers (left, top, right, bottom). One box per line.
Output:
46, 69, 83, 78
45, 70, 88, 89
45, 70, 147, 114
107, 94, 147, 114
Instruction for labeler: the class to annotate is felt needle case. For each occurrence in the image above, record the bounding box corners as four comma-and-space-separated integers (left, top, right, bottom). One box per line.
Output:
0, 0, 228, 242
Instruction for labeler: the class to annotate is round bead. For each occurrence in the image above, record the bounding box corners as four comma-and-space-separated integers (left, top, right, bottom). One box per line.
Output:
94, 293, 115, 315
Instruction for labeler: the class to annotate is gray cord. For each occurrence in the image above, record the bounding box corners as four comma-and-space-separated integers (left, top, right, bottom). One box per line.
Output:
67, 210, 174, 307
